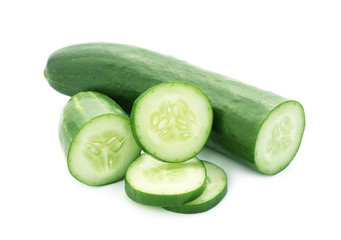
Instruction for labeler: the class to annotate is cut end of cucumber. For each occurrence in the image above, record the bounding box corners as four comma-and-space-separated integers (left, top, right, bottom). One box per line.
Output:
68, 114, 141, 186
131, 82, 213, 162
255, 101, 305, 175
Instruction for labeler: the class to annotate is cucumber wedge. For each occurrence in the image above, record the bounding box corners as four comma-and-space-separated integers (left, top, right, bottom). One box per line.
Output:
59, 91, 141, 186
125, 153, 206, 207
165, 161, 227, 214
131, 82, 213, 163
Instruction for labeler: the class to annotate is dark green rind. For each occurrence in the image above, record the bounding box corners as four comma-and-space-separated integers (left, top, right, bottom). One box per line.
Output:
164, 185, 227, 214
164, 161, 227, 214
46, 43, 305, 174
130, 82, 213, 163
125, 155, 207, 207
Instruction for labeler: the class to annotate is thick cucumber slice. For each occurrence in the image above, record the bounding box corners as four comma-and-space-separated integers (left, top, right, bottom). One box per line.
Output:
131, 82, 213, 163
255, 101, 305, 174
125, 153, 206, 206
59, 91, 141, 186
165, 161, 227, 214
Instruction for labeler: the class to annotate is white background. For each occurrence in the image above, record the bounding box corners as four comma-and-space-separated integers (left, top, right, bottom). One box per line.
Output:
1, 0, 340, 239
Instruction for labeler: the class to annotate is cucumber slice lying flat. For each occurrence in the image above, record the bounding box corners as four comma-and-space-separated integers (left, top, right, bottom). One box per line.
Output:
165, 161, 227, 214
131, 82, 213, 163
59, 91, 141, 186
125, 153, 206, 206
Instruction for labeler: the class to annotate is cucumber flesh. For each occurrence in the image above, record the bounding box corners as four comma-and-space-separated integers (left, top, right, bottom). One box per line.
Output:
255, 101, 305, 174
59, 91, 141, 186
131, 82, 213, 163
125, 153, 206, 206
165, 160, 227, 214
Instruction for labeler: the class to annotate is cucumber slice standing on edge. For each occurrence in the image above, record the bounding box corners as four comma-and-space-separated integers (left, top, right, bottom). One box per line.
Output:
131, 82, 213, 163
164, 160, 227, 214
125, 153, 207, 207
59, 91, 141, 186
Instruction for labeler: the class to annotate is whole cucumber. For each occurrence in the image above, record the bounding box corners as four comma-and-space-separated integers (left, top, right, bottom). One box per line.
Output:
45, 43, 305, 175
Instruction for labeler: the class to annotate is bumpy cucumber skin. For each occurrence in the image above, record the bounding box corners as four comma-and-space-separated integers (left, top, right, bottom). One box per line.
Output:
164, 161, 227, 214
130, 82, 213, 163
59, 91, 138, 186
46, 43, 305, 174
125, 155, 207, 207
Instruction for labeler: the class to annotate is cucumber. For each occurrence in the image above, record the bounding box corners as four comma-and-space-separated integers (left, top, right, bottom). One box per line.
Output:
45, 42, 305, 175
125, 153, 206, 207
131, 82, 213, 163
165, 160, 227, 214
59, 91, 141, 186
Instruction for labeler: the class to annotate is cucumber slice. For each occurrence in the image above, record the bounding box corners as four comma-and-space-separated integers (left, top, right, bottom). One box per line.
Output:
59, 91, 141, 186
254, 101, 305, 174
131, 82, 213, 163
125, 153, 206, 206
165, 161, 227, 214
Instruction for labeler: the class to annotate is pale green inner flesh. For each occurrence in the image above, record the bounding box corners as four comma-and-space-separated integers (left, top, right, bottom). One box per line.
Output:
150, 99, 197, 142
185, 161, 227, 205
82, 130, 126, 172
255, 101, 305, 174
126, 154, 206, 195
68, 115, 141, 185
134, 83, 212, 161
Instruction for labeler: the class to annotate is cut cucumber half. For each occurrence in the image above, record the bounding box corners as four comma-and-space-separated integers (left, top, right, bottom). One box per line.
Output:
131, 82, 213, 163
254, 101, 305, 174
125, 153, 206, 206
165, 161, 227, 214
59, 91, 141, 186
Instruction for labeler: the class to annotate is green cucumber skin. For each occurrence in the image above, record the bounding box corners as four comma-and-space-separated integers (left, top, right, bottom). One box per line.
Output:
164, 185, 227, 214
46, 43, 304, 174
